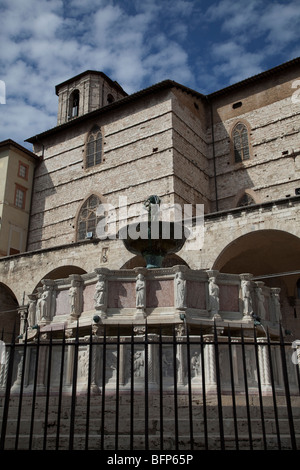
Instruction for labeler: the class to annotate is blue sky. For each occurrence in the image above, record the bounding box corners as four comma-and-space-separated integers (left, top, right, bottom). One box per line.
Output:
1, 0, 300, 149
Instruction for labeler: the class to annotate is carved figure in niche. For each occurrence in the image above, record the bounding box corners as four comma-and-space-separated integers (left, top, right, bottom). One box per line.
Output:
208, 277, 219, 315
175, 271, 186, 309
271, 288, 282, 323
40, 285, 51, 322
242, 280, 253, 316
94, 274, 106, 309
256, 285, 266, 320
69, 280, 81, 317
191, 351, 201, 377
136, 274, 145, 308
133, 351, 144, 377
27, 294, 37, 327
162, 352, 172, 377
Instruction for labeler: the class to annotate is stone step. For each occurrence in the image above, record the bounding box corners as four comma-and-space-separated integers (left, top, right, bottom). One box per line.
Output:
3, 431, 300, 451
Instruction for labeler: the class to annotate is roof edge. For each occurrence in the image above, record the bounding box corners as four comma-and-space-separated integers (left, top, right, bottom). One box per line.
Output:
55, 70, 127, 96
0, 139, 39, 160
208, 56, 300, 99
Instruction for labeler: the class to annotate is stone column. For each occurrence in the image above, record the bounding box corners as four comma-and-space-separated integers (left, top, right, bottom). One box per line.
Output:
257, 338, 272, 393
174, 324, 186, 386
270, 287, 282, 324
204, 336, 217, 390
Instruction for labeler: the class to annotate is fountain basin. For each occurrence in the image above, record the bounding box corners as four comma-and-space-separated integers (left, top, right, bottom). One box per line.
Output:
118, 221, 188, 268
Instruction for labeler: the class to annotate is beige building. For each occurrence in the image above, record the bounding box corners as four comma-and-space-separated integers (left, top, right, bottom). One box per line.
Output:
0, 140, 38, 258
0, 59, 300, 337
0, 140, 38, 336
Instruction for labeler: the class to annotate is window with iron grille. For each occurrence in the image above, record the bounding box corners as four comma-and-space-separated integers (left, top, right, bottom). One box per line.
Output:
86, 126, 102, 168
232, 122, 250, 162
14, 185, 26, 210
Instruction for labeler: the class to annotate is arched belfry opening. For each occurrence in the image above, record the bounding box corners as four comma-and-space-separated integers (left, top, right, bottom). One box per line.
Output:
69, 89, 80, 119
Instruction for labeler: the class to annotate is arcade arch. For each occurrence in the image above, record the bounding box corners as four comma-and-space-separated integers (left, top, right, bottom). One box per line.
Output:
0, 282, 19, 341
213, 229, 300, 337
32, 265, 87, 293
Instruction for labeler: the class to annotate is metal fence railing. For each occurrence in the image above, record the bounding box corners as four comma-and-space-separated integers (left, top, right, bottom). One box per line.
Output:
0, 324, 299, 451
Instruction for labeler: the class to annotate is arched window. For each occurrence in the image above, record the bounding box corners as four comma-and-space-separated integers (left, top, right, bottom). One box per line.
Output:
107, 93, 114, 104
69, 89, 79, 119
232, 122, 250, 163
77, 195, 102, 241
237, 193, 255, 207
86, 126, 102, 168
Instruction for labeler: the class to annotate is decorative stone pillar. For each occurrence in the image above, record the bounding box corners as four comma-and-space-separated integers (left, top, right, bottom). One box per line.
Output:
146, 334, 158, 386
203, 336, 217, 390
270, 287, 282, 324
11, 350, 24, 393
257, 338, 272, 393
175, 324, 186, 386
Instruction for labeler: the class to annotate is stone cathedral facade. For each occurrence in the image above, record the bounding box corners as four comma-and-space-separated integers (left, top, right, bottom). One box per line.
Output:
0, 58, 300, 339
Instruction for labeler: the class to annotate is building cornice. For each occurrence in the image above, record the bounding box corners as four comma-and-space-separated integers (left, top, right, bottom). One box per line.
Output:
0, 139, 39, 161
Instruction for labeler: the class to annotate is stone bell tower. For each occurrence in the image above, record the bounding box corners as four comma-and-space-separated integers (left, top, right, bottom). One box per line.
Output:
55, 70, 127, 125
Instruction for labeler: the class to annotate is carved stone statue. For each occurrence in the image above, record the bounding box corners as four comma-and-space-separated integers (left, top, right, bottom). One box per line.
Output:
94, 275, 106, 308
136, 274, 145, 308
133, 351, 144, 377
40, 285, 51, 322
255, 282, 266, 320
69, 280, 81, 317
242, 280, 253, 317
191, 351, 201, 377
208, 277, 219, 316
175, 271, 186, 309
27, 294, 37, 327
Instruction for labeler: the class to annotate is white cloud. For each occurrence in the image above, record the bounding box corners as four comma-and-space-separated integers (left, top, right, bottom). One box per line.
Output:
0, 0, 300, 148
0, 0, 197, 147
202, 0, 300, 89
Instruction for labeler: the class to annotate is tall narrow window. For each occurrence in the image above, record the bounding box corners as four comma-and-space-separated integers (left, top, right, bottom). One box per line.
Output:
86, 126, 102, 168
14, 184, 27, 210
232, 122, 250, 162
77, 195, 102, 241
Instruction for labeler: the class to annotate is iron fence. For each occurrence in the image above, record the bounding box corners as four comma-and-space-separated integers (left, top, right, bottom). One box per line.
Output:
0, 324, 299, 451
